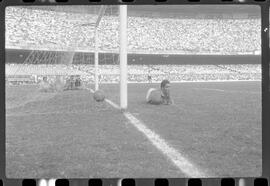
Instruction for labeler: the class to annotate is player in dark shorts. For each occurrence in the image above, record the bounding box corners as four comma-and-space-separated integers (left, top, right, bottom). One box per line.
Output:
146, 79, 173, 105
160, 79, 173, 105
74, 75, 81, 88
147, 67, 152, 83
147, 75, 152, 83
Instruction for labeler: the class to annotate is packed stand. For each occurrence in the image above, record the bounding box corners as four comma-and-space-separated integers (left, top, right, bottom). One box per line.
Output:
6, 7, 260, 55
6, 64, 261, 85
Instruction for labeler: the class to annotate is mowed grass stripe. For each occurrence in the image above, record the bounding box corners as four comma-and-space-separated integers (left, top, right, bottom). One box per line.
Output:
193, 87, 260, 94
6, 86, 184, 177
98, 81, 261, 177
88, 87, 208, 177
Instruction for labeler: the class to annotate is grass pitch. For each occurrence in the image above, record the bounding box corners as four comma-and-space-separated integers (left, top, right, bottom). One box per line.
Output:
6, 81, 261, 178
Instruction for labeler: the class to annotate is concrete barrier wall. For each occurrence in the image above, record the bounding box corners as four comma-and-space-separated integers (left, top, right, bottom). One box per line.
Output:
6, 49, 261, 65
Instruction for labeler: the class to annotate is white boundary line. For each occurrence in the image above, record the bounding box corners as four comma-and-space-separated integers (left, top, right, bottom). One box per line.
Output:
194, 88, 225, 92
124, 112, 208, 178
193, 88, 261, 94
104, 99, 120, 109
90, 80, 261, 84
87, 87, 208, 177
88, 88, 120, 109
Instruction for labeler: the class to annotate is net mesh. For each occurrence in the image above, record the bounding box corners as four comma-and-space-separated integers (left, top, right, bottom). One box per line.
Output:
6, 5, 121, 91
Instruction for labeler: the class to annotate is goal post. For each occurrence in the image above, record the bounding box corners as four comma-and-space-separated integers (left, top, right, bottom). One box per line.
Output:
94, 5, 107, 91
92, 5, 128, 109
119, 5, 128, 110
94, 27, 99, 91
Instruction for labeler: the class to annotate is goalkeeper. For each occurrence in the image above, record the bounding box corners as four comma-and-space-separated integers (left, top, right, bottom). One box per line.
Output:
146, 79, 173, 105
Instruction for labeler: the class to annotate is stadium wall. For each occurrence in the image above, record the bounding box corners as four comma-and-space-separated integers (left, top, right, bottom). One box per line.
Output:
6, 49, 261, 65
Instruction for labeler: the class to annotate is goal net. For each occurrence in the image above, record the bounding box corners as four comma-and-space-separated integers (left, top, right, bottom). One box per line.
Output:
5, 5, 121, 93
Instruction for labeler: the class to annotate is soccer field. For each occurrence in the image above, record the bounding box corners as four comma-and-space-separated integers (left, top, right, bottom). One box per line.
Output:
5, 81, 262, 178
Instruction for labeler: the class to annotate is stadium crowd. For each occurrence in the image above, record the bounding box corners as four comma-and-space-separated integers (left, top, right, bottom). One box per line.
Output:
6, 64, 261, 84
5, 7, 261, 85
6, 7, 260, 55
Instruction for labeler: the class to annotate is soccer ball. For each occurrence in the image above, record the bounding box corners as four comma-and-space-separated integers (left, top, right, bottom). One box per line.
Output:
146, 88, 162, 105
93, 90, 105, 102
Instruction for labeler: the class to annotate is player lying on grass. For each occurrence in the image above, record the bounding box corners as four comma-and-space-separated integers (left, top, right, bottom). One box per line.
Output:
146, 79, 173, 105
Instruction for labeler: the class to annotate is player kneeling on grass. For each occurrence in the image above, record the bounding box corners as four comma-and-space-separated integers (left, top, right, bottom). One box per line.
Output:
53, 76, 66, 92
39, 76, 53, 92
146, 79, 173, 105
64, 75, 75, 90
